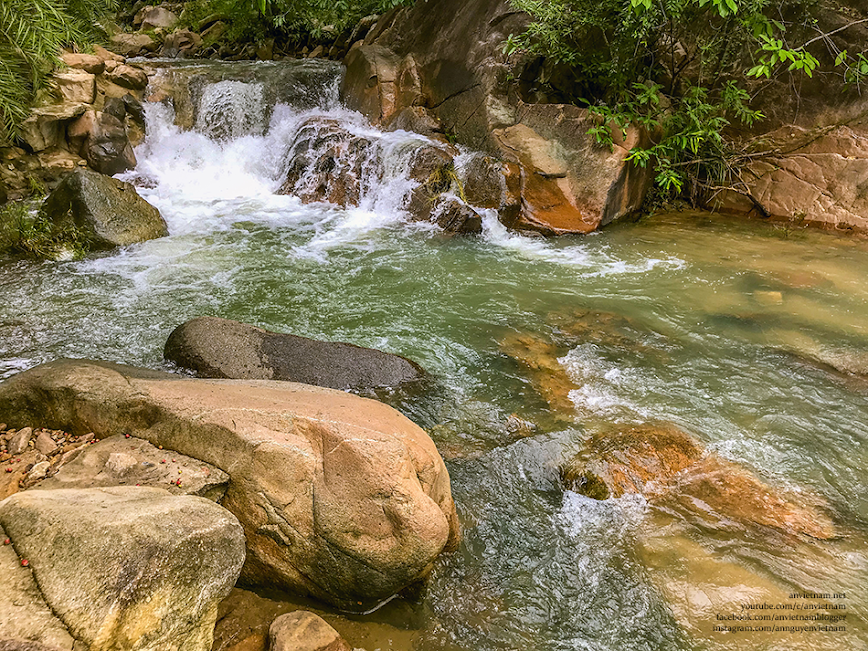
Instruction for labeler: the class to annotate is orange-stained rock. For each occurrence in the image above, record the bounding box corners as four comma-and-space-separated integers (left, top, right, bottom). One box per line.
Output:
668, 459, 837, 540
499, 332, 579, 415
561, 423, 837, 540
561, 424, 702, 499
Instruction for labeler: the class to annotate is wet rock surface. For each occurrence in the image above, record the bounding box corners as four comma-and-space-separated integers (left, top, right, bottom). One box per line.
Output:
164, 316, 427, 393
41, 168, 168, 249
269, 611, 352, 651
0, 487, 245, 651
0, 359, 459, 611
561, 423, 837, 539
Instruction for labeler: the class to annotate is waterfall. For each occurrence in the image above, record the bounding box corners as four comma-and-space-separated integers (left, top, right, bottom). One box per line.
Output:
195, 80, 266, 139
133, 60, 472, 234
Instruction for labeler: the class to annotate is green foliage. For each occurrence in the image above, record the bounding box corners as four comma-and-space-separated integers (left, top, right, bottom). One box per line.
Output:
182, 0, 411, 44
506, 0, 866, 201
0, 200, 87, 260
0, 0, 117, 143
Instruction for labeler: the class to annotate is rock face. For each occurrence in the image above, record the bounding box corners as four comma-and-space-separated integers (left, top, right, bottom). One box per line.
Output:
340, 1, 651, 234
561, 423, 836, 539
164, 316, 427, 393
2, 47, 145, 202
275, 115, 480, 233
109, 33, 158, 58
709, 124, 868, 232
136, 5, 178, 31
277, 118, 371, 207
67, 108, 137, 175
0, 487, 245, 651
269, 612, 351, 651
41, 168, 168, 249
34, 435, 229, 501
0, 523, 76, 650
0, 359, 460, 611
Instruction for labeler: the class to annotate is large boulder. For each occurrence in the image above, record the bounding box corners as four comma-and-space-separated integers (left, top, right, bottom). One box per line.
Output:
0, 487, 245, 651
0, 523, 75, 650
41, 168, 168, 249
0, 359, 460, 611
495, 105, 652, 234
709, 124, 868, 233
164, 316, 427, 393
342, 1, 651, 234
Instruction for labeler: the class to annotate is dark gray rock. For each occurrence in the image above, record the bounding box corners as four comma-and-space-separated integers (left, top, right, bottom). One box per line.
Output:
164, 316, 426, 392
431, 196, 483, 234
41, 168, 168, 249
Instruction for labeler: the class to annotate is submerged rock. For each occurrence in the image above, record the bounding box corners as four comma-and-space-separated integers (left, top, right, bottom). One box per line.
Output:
164, 316, 427, 393
498, 332, 579, 416
561, 423, 836, 539
41, 168, 168, 249
0, 487, 245, 651
560, 424, 704, 499
269, 612, 351, 651
0, 359, 460, 611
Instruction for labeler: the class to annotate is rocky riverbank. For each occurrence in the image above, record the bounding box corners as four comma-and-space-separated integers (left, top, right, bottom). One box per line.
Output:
0, 351, 459, 649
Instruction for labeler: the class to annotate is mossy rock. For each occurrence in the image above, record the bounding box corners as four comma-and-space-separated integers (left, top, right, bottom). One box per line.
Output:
41, 168, 167, 251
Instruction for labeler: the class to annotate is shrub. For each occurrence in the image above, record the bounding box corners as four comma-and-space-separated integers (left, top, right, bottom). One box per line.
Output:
506, 0, 867, 203
0, 0, 117, 143
180, 0, 411, 45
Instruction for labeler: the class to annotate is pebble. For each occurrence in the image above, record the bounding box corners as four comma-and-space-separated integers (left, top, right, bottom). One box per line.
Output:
35, 430, 58, 455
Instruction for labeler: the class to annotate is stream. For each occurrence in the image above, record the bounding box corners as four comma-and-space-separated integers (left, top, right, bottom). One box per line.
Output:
1, 60, 867, 651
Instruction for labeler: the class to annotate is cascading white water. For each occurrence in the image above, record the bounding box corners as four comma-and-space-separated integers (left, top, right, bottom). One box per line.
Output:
195, 80, 267, 139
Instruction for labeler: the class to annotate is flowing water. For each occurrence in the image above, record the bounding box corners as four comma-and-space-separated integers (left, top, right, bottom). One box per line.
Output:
2, 60, 867, 651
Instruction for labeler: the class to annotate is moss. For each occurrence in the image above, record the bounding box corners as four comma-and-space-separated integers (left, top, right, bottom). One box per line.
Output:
0, 200, 89, 260
423, 163, 466, 202
560, 464, 610, 500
